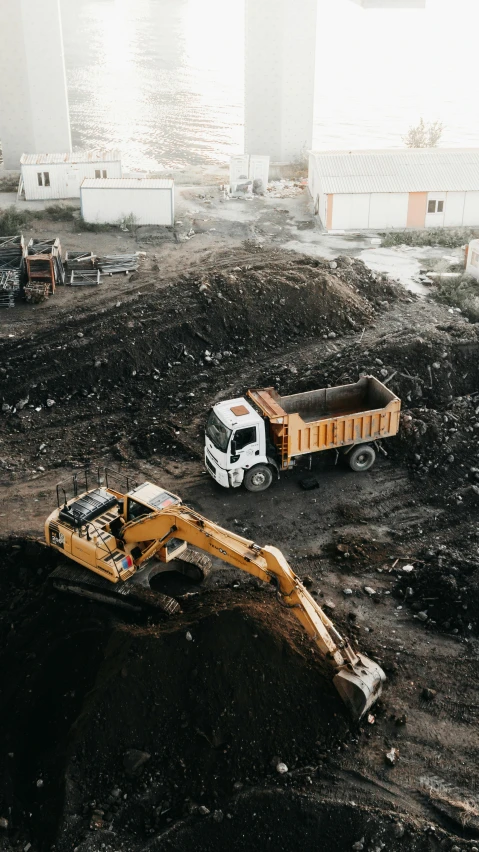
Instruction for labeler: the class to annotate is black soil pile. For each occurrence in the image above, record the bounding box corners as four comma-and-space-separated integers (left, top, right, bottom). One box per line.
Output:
0, 254, 399, 471
0, 545, 354, 852
142, 790, 434, 852
394, 543, 479, 635
59, 602, 345, 848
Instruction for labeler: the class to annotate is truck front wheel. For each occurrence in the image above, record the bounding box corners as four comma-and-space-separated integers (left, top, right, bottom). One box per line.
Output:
348, 445, 376, 472
244, 464, 273, 492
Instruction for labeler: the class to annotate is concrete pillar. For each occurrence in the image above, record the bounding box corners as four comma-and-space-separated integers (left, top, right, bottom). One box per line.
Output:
0, 0, 71, 170
244, 0, 318, 164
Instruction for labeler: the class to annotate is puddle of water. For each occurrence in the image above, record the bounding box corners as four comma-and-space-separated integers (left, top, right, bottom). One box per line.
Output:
359, 247, 431, 296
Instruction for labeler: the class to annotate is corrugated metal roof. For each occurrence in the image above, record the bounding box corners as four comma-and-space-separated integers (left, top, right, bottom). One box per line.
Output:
309, 149, 479, 194
81, 178, 174, 189
20, 150, 121, 165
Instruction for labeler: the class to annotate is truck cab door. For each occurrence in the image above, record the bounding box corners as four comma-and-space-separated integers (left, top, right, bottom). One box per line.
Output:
231, 426, 260, 466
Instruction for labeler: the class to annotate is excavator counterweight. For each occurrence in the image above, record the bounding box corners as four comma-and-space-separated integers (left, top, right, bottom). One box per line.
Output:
44, 471, 386, 720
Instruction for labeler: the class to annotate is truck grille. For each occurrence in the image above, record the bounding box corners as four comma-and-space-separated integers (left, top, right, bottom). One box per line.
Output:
206, 456, 216, 475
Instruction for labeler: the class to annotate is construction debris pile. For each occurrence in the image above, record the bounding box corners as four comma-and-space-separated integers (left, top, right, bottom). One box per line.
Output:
0, 234, 142, 301
266, 179, 307, 199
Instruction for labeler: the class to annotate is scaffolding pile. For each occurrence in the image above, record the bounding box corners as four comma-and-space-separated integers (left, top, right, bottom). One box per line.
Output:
65, 251, 96, 271
96, 254, 139, 274
25, 238, 65, 301
0, 236, 25, 297
0, 271, 16, 308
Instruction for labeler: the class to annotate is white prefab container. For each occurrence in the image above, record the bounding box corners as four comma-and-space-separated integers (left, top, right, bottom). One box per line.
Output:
21, 151, 122, 201
309, 149, 479, 231
81, 179, 175, 226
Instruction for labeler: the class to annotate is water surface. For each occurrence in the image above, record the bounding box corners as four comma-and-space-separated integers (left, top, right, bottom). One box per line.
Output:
60, 0, 479, 170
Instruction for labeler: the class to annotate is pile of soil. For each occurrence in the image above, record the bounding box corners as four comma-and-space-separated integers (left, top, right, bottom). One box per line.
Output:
0, 254, 399, 471
0, 547, 354, 852
394, 543, 479, 635
59, 601, 346, 847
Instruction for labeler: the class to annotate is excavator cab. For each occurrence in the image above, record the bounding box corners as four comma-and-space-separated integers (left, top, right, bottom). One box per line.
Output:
46, 469, 211, 614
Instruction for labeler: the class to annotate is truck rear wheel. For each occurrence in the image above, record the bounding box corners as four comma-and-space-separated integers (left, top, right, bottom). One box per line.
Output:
348, 445, 376, 472
244, 464, 273, 492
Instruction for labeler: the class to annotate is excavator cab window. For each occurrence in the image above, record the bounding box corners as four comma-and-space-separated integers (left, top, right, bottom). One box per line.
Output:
127, 499, 150, 522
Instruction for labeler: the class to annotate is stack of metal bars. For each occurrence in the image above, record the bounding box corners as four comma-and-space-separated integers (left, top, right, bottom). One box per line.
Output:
65, 251, 96, 271
0, 235, 26, 296
0, 291, 15, 308
70, 269, 101, 286
96, 254, 139, 274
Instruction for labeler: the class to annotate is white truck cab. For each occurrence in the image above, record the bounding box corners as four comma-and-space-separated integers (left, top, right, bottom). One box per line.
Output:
204, 397, 275, 491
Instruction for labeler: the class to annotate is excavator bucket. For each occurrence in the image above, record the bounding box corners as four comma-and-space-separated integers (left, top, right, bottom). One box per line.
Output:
333, 654, 386, 720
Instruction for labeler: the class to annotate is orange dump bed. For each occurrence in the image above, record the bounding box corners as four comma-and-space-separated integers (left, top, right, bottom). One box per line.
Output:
248, 376, 401, 469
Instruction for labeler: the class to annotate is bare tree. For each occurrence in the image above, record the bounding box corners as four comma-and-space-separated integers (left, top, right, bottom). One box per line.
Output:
403, 118, 444, 148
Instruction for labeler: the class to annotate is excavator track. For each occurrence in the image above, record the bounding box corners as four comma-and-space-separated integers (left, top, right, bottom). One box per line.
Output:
49, 563, 181, 616
173, 549, 212, 582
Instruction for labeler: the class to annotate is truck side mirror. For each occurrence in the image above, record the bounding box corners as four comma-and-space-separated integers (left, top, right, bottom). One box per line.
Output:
231, 439, 237, 454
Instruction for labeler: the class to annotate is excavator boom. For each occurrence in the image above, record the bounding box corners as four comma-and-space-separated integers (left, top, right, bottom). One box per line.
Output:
121, 505, 386, 719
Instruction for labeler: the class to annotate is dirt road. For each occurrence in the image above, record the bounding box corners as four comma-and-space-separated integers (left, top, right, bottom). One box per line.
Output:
0, 217, 478, 852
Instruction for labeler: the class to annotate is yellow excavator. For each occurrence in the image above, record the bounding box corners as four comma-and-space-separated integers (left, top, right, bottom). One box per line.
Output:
45, 469, 385, 720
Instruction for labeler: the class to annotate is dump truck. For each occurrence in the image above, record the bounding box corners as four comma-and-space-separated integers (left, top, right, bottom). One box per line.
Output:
45, 469, 386, 719
205, 375, 401, 492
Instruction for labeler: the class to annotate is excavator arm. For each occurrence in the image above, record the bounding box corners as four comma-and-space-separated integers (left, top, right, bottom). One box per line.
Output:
121, 505, 385, 719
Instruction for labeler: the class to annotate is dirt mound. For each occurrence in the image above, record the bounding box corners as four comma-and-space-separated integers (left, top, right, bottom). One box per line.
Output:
142, 790, 432, 852
59, 602, 345, 846
0, 254, 398, 470
394, 545, 479, 635
0, 555, 350, 852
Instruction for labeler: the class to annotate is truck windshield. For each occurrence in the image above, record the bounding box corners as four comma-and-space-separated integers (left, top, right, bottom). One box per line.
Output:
206, 409, 231, 452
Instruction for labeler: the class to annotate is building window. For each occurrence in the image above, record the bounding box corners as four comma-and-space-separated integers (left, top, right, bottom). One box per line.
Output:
43, 172, 50, 187
37, 173, 43, 187
95, 170, 101, 179
428, 199, 444, 214
102, 170, 107, 178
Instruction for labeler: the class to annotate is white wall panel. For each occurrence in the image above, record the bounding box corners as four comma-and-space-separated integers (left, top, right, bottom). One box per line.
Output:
332, 194, 370, 229
463, 193, 479, 226
368, 193, 408, 228
444, 192, 466, 226
81, 187, 174, 226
